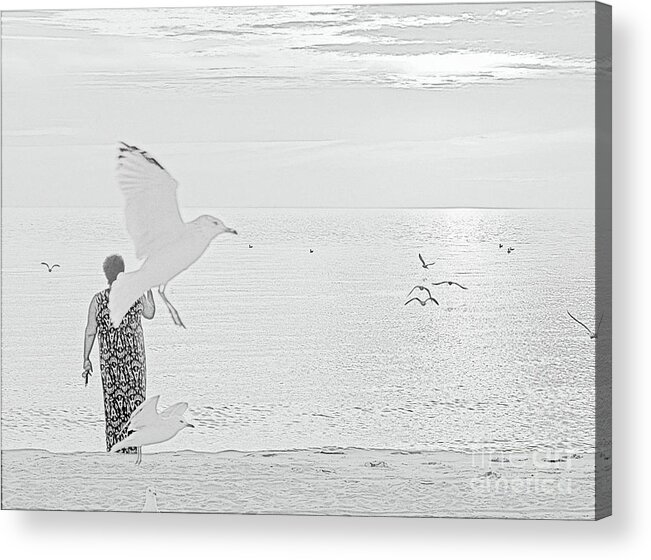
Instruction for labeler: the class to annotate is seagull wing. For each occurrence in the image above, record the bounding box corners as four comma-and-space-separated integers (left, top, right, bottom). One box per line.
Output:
40, 262, 49, 268
567, 311, 592, 335
418, 253, 426, 267
404, 297, 423, 306
117, 142, 186, 260
442, 281, 467, 290
52, 264, 60, 269
407, 285, 430, 299
160, 402, 189, 419
428, 297, 439, 306
128, 395, 161, 431
420, 286, 433, 299
432, 281, 466, 289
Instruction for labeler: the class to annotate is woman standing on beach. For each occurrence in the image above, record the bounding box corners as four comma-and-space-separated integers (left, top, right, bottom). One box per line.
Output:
82, 254, 155, 453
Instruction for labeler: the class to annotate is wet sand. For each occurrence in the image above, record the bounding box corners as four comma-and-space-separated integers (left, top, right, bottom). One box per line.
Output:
1, 447, 600, 519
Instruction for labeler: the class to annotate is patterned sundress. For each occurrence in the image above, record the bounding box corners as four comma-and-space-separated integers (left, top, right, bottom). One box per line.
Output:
95, 288, 147, 453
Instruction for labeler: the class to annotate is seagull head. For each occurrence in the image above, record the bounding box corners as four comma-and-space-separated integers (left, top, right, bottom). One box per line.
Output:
180, 418, 195, 430
196, 215, 238, 238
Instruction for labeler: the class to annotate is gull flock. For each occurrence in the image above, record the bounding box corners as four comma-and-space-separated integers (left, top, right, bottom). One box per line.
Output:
87, 142, 602, 474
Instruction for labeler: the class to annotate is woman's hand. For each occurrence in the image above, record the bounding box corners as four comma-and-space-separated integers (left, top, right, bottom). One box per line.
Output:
82, 359, 93, 386
142, 289, 156, 320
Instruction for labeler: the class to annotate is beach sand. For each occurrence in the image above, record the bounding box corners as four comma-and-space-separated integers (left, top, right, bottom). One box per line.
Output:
1, 448, 601, 519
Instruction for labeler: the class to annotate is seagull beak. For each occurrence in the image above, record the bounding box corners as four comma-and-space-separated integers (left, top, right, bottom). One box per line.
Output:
186, 422, 195, 428
226, 228, 238, 235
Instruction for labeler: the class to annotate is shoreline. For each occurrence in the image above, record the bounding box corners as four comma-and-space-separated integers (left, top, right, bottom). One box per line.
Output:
1, 447, 602, 519
0, 444, 599, 455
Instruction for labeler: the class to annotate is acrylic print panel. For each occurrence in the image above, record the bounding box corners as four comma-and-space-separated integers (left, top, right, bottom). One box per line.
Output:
0, 2, 611, 518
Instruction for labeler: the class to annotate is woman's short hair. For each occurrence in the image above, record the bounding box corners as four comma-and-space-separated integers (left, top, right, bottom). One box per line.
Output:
103, 254, 125, 285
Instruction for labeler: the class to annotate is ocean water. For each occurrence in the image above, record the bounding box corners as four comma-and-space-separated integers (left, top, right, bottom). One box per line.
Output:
1, 207, 596, 455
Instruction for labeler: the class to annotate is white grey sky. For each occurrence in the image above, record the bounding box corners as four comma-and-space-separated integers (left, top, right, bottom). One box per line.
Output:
1, 3, 597, 207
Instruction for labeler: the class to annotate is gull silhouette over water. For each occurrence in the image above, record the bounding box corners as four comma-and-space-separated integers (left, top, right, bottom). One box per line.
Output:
407, 285, 435, 300
418, 253, 436, 269
431, 281, 468, 290
41, 262, 60, 272
405, 296, 439, 307
567, 310, 604, 340
111, 395, 194, 465
108, 142, 238, 328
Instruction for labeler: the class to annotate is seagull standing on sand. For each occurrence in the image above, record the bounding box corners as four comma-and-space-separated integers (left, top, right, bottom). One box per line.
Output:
110, 395, 194, 465
418, 253, 436, 269
142, 487, 160, 513
567, 310, 604, 340
108, 142, 238, 329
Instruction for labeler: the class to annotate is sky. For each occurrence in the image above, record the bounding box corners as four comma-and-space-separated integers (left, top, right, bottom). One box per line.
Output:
1, 3, 597, 208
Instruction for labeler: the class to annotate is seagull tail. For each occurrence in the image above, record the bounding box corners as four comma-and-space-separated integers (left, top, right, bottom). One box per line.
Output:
108, 271, 149, 328
110, 439, 127, 453
110, 431, 137, 453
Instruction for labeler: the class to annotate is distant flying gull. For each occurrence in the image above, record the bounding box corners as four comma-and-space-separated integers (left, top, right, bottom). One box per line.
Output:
567, 310, 603, 340
418, 253, 435, 269
41, 262, 60, 272
499, 244, 503, 249
507, 247, 515, 254
108, 142, 238, 328
431, 281, 468, 290
405, 296, 439, 307
142, 487, 159, 513
407, 285, 435, 300
310, 249, 314, 253
249, 244, 253, 248
110, 395, 194, 465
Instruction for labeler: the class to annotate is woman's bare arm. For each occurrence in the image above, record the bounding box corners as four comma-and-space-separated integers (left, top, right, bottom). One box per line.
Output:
141, 289, 156, 320
83, 295, 98, 374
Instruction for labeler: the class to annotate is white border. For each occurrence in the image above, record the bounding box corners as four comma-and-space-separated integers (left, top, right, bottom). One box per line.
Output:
2, 0, 649, 558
